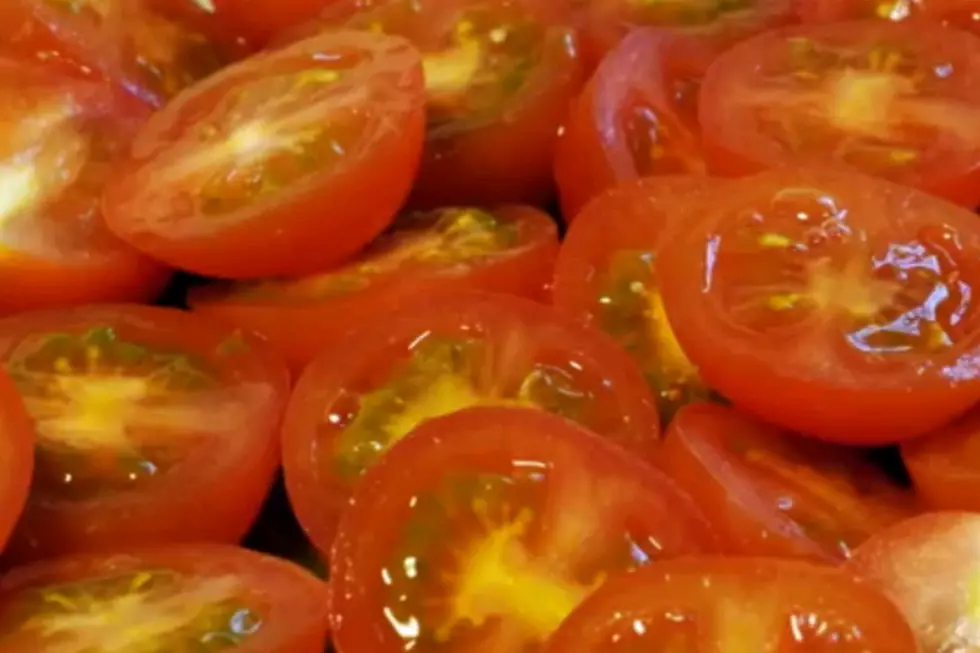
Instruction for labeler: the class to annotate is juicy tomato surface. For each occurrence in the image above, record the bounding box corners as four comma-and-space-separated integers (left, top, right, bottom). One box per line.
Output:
545, 557, 918, 653
168, 0, 327, 46
0, 544, 330, 653
0, 59, 170, 314
552, 176, 711, 421
330, 406, 717, 653
797, 0, 980, 36
0, 371, 34, 553
555, 29, 710, 220
901, 406, 980, 512
292, 0, 583, 208
662, 403, 915, 561
846, 511, 980, 653
0, 305, 290, 563
0, 0, 234, 108
190, 205, 559, 373
658, 165, 980, 444
699, 20, 980, 206
283, 293, 661, 553
103, 30, 426, 279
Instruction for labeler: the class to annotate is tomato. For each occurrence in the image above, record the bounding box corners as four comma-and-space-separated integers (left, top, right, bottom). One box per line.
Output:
330, 406, 716, 653
0, 305, 290, 563
663, 403, 915, 561
545, 557, 918, 653
552, 176, 711, 421
797, 0, 980, 37
0, 0, 235, 108
700, 20, 980, 207
0, 544, 330, 652
846, 512, 980, 653
170, 0, 327, 46
901, 405, 980, 512
658, 165, 980, 444
283, 293, 662, 553
0, 371, 34, 553
190, 205, 559, 373
103, 30, 426, 280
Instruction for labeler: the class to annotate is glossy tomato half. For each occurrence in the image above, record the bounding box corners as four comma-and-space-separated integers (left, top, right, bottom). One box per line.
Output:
700, 20, 980, 206
191, 205, 559, 373
0, 305, 290, 563
659, 165, 980, 444
330, 406, 716, 653
0, 544, 330, 653
797, 0, 980, 37
284, 293, 661, 553
901, 406, 980, 512
0, 371, 34, 553
103, 30, 426, 279
546, 558, 918, 653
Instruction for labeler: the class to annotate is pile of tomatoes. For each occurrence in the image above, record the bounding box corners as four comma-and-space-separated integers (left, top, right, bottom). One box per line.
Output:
2, 0, 980, 651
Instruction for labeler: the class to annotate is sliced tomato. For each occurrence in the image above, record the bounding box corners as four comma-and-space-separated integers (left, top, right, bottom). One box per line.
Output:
846, 511, 980, 653
167, 0, 327, 46
797, 0, 980, 37
663, 403, 915, 561
0, 371, 34, 553
0, 544, 330, 653
190, 205, 559, 373
658, 165, 980, 444
284, 293, 662, 553
700, 20, 980, 206
103, 30, 426, 279
901, 406, 980, 512
0, 305, 290, 563
552, 176, 712, 421
545, 557, 918, 653
0, 58, 170, 314
330, 406, 716, 653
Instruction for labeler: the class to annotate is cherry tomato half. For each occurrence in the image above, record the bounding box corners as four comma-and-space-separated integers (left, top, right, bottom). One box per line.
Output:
0, 305, 290, 563
700, 20, 980, 206
546, 557, 918, 653
901, 406, 980, 512
797, 0, 980, 37
659, 165, 980, 444
283, 292, 662, 553
0, 544, 330, 653
0, 371, 34, 553
330, 406, 717, 653
103, 30, 426, 279
190, 205, 559, 373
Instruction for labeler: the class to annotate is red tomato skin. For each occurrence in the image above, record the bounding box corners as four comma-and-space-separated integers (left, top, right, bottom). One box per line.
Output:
0, 305, 290, 564
0, 371, 34, 553
103, 31, 426, 279
901, 406, 980, 512
797, 0, 980, 36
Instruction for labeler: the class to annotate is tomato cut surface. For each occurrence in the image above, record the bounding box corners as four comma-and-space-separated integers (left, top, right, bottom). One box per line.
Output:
0, 544, 330, 653
663, 403, 915, 561
797, 0, 980, 37
545, 557, 918, 653
191, 205, 558, 373
103, 30, 426, 279
284, 293, 661, 553
0, 305, 290, 562
700, 20, 980, 206
330, 406, 716, 653
0, 371, 34, 553
658, 165, 980, 444
901, 406, 980, 512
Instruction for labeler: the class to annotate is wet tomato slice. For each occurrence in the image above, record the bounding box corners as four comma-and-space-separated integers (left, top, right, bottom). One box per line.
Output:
190, 205, 559, 373
103, 30, 426, 279
0, 305, 290, 563
901, 406, 980, 512
0, 544, 330, 653
658, 165, 980, 444
284, 293, 662, 553
172, 0, 327, 46
846, 512, 980, 653
700, 20, 980, 206
663, 403, 915, 561
330, 406, 716, 653
0, 371, 34, 553
555, 30, 710, 220
552, 176, 712, 422
545, 557, 918, 653
797, 0, 980, 37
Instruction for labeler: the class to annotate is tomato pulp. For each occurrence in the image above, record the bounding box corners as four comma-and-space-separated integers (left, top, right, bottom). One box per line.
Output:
0, 371, 34, 553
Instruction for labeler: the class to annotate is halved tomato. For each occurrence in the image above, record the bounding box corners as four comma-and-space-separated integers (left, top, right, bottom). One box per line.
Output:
284, 293, 662, 553
552, 176, 711, 421
545, 557, 918, 653
901, 406, 980, 512
103, 30, 426, 279
846, 511, 980, 653
797, 0, 980, 37
0, 544, 330, 653
330, 406, 717, 653
165, 0, 327, 46
190, 205, 559, 373
555, 29, 710, 220
658, 165, 980, 444
0, 305, 290, 563
0, 58, 170, 315
0, 371, 34, 553
700, 20, 980, 206
663, 403, 915, 561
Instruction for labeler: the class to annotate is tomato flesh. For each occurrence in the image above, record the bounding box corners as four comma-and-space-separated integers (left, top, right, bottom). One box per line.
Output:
0, 370, 34, 552
901, 406, 980, 512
